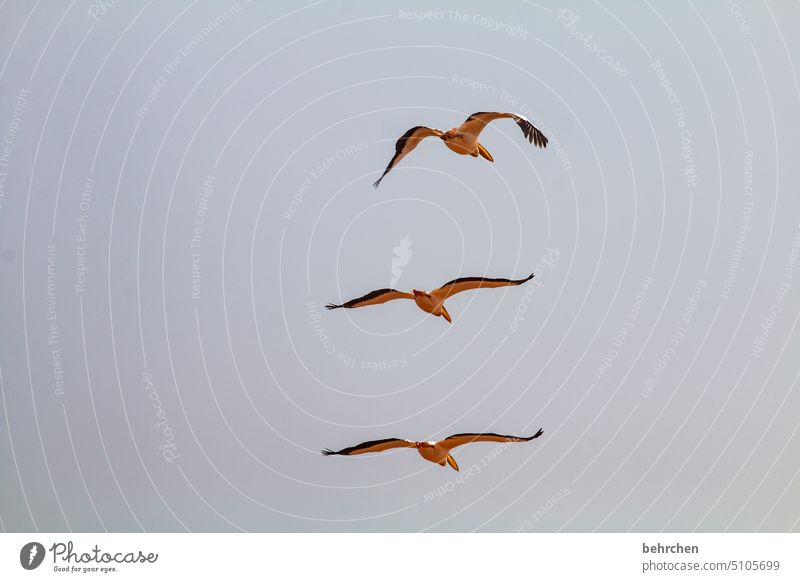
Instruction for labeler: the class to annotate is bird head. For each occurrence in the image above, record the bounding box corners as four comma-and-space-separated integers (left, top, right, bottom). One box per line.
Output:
412, 289, 431, 299
416, 441, 435, 448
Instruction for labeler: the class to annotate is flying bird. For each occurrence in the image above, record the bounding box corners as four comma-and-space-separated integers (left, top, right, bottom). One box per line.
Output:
373, 111, 548, 187
323, 430, 544, 472
325, 273, 534, 323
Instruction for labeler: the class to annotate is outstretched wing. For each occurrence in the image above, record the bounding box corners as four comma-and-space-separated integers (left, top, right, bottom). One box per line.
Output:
322, 438, 416, 456
439, 429, 544, 451
325, 288, 414, 310
431, 273, 534, 302
459, 111, 548, 148
373, 125, 443, 187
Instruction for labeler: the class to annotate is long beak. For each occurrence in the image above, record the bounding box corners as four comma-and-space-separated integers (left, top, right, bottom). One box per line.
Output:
446, 454, 459, 472
477, 143, 494, 162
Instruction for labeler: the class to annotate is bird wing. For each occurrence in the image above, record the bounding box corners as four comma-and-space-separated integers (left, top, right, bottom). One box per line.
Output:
325, 288, 414, 310
439, 429, 544, 452
458, 111, 548, 148
373, 125, 443, 187
322, 438, 416, 456
430, 273, 534, 302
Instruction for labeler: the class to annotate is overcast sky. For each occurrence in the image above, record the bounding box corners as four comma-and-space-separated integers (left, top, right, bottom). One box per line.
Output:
1, 0, 799, 532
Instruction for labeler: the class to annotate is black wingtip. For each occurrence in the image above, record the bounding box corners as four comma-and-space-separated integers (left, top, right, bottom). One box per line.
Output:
325, 303, 341, 310
517, 118, 548, 149
531, 428, 544, 439
534, 128, 548, 149
515, 273, 535, 285
373, 170, 389, 188
321, 448, 336, 456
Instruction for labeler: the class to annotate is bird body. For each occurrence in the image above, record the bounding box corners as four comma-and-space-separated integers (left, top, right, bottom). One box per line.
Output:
373, 111, 548, 187
411, 289, 451, 322
414, 441, 464, 471
441, 130, 478, 156
326, 273, 534, 323
323, 430, 544, 472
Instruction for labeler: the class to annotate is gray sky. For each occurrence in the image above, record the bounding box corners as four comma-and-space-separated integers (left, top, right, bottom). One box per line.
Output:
1, 0, 799, 532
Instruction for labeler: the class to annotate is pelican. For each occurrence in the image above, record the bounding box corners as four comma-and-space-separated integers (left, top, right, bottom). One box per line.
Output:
325, 273, 534, 323
323, 430, 544, 471
373, 111, 548, 187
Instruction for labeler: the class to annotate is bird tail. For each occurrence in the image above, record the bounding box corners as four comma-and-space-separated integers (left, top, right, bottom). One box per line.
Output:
446, 454, 459, 472
477, 143, 494, 162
